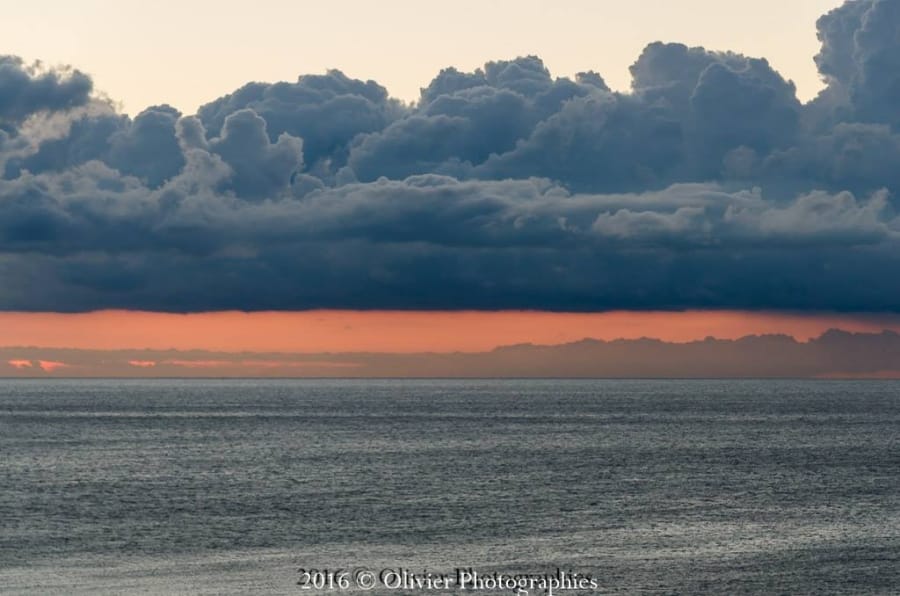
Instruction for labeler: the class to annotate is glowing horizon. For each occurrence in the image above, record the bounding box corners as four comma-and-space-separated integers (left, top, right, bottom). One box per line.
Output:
2, 309, 899, 354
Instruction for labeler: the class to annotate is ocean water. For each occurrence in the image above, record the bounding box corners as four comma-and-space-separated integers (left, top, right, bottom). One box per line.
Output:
1, 379, 899, 595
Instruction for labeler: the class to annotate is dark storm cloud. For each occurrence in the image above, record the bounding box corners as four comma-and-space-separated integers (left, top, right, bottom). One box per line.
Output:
2, 0, 900, 312
5, 105, 127, 177
814, 0, 900, 128
1, 171, 897, 311
195, 70, 404, 173
106, 105, 185, 187
0, 56, 92, 127
203, 110, 304, 200
349, 57, 603, 182
475, 93, 684, 192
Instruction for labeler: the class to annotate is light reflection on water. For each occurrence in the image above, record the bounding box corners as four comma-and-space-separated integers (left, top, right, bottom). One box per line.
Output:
1, 379, 899, 594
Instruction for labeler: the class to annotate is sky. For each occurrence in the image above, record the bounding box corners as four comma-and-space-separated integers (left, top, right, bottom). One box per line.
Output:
2, 310, 899, 353
3, 0, 900, 374
3, 0, 842, 116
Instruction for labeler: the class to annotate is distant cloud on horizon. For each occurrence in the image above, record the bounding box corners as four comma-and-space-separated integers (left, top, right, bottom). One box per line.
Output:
2, 0, 900, 313
3, 329, 900, 378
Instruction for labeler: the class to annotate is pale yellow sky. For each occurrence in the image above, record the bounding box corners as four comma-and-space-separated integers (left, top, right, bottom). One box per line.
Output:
4, 0, 842, 116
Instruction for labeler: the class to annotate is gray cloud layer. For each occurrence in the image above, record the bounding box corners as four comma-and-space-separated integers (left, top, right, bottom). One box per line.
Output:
2, 0, 900, 312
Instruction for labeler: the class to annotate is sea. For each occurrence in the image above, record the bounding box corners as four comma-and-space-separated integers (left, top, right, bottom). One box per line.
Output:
1, 379, 899, 595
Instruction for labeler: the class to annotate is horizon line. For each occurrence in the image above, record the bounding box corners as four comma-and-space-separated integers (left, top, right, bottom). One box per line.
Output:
2, 326, 897, 356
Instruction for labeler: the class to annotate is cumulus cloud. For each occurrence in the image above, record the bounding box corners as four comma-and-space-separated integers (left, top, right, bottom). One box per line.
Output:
813, 0, 900, 128
0, 56, 92, 127
204, 109, 304, 200
1, 0, 900, 313
476, 93, 683, 191
5, 103, 127, 177
196, 70, 403, 173
349, 57, 604, 182
106, 105, 184, 187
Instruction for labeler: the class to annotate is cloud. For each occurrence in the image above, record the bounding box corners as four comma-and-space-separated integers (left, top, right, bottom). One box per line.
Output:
204, 109, 304, 200
5, 103, 127, 177
813, 0, 900, 129
0, 56, 92, 127
38, 359, 68, 372
163, 359, 359, 370
195, 70, 403, 173
349, 57, 603, 182
128, 360, 156, 368
3, 329, 900, 378
6, 357, 72, 372
2, 1, 900, 313
475, 93, 683, 191
1, 173, 898, 311
106, 105, 185, 187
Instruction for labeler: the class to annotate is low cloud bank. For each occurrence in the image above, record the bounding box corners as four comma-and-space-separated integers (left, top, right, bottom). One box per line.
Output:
2, 329, 899, 378
2, 1, 900, 312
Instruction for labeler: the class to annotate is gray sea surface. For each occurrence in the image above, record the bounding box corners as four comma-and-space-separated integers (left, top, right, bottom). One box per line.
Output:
1, 379, 899, 595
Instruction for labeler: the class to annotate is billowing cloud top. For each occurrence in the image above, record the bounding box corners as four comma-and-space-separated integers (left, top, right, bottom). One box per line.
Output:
2, 0, 900, 312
